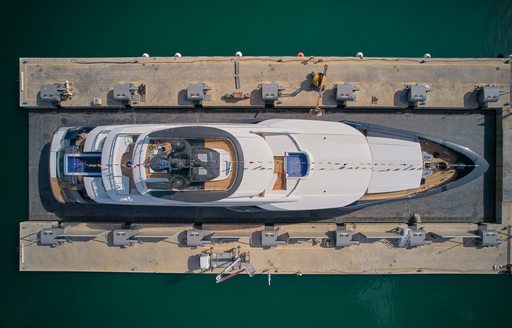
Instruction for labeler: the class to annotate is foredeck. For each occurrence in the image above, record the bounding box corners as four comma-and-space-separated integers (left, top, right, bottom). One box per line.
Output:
361, 139, 458, 201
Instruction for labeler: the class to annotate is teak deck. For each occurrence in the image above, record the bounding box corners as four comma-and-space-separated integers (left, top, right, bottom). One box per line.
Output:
361, 139, 458, 201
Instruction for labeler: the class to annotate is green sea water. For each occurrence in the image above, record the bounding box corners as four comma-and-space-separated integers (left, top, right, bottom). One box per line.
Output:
1, 0, 511, 327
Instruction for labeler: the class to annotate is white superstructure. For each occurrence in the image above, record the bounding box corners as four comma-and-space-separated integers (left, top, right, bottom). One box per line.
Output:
50, 119, 469, 211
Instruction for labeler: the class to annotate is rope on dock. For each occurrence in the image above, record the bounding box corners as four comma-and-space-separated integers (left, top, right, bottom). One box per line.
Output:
69, 57, 509, 66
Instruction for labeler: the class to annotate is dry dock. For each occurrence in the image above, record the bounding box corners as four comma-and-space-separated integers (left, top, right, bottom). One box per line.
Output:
19, 56, 512, 275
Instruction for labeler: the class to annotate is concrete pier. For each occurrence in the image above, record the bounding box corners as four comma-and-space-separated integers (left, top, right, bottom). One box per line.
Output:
20, 56, 510, 110
19, 221, 509, 275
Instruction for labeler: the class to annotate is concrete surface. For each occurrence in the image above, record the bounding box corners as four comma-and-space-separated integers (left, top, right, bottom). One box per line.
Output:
20, 56, 510, 110
19, 221, 510, 275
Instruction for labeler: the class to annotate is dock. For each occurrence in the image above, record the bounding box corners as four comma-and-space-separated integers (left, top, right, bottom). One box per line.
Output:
19, 221, 509, 274
20, 56, 509, 110
19, 56, 512, 276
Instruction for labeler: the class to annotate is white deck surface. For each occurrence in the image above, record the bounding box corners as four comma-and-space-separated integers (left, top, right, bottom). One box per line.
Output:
366, 136, 423, 193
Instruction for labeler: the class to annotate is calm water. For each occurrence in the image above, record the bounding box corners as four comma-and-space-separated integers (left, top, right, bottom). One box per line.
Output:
1, 0, 511, 327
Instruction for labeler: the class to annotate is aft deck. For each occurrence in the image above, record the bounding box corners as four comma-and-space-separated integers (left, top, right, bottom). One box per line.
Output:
203, 139, 237, 191
144, 138, 238, 191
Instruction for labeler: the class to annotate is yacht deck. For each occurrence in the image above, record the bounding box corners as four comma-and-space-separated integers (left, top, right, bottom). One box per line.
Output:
143, 138, 238, 191
361, 139, 458, 201
30, 110, 497, 223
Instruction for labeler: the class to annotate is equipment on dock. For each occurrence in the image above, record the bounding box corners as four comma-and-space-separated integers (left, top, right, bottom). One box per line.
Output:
38, 227, 103, 247
476, 225, 500, 247
476, 85, 501, 106
223, 90, 250, 100
223, 61, 250, 101
335, 83, 359, 106
311, 67, 327, 89
113, 83, 137, 102
113, 82, 146, 105
335, 225, 359, 247
186, 82, 211, 103
199, 248, 255, 283
405, 84, 431, 107
184, 229, 252, 246
39, 81, 73, 105
261, 226, 286, 247
200, 250, 236, 270
396, 227, 430, 248
260, 83, 285, 103
185, 229, 212, 247
34, 222, 502, 257
23, 56, 509, 109
430, 225, 500, 247
285, 232, 329, 245
358, 226, 431, 248
112, 229, 141, 247
111, 228, 173, 248
310, 65, 328, 116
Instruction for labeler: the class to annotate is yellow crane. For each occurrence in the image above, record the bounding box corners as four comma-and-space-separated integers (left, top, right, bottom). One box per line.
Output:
310, 64, 328, 116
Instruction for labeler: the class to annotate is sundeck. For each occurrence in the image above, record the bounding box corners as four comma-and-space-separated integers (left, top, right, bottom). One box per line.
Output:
49, 119, 488, 211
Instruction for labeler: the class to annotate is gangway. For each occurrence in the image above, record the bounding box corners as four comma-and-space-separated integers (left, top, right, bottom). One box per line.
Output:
198, 248, 255, 283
